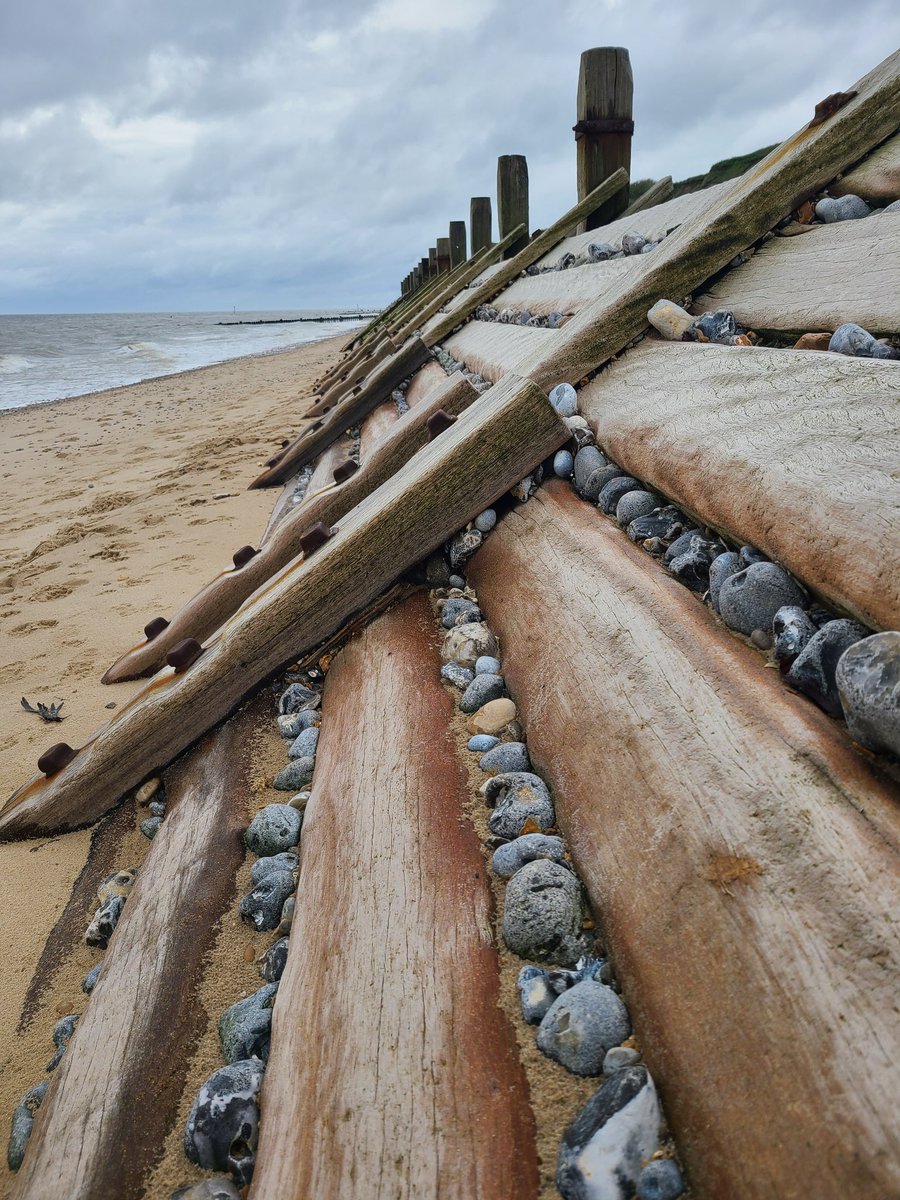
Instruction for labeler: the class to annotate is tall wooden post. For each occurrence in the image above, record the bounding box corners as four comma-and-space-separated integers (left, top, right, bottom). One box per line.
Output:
419, 258, 429, 284
449, 221, 467, 267
470, 197, 492, 255
436, 237, 451, 275
497, 156, 529, 258
575, 47, 633, 231
428, 247, 437, 278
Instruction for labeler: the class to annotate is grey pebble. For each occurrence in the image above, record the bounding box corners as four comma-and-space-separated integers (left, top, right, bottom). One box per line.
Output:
549, 383, 578, 417
879, 199, 900, 214
691, 309, 737, 344
259, 937, 289, 983
547, 311, 566, 329
511, 472, 541, 502
82, 961, 103, 994
557, 1066, 660, 1200
829, 322, 877, 356
250, 852, 298, 884
637, 1159, 686, 1200
278, 683, 318, 715
273, 757, 315, 791
835, 632, 900, 756
474, 508, 497, 533
517, 963, 581, 1024
708, 552, 741, 613
616, 489, 659, 527
739, 545, 768, 566
468, 734, 498, 752
666, 533, 723, 593
7, 1081, 48, 1172
219, 983, 278, 1064
815, 194, 871, 222
245, 804, 302, 856
460, 673, 505, 713
479, 741, 530, 775
621, 231, 647, 255
449, 528, 483, 570
787, 619, 869, 714
440, 597, 482, 628
288, 726, 319, 760
603, 1046, 641, 1073
475, 655, 501, 675
598, 475, 641, 516
718, 562, 807, 637
239, 870, 295, 932
573, 446, 608, 494
171, 1178, 243, 1200
484, 771, 556, 840
583, 464, 627, 504
85, 895, 125, 948
588, 242, 616, 261
492, 833, 567, 879
46, 1013, 78, 1072
448, 574, 466, 588
554, 449, 575, 478
149, 800, 165, 818
502, 859, 587, 965
441, 662, 475, 690
537, 980, 630, 1075
277, 895, 295, 935
627, 506, 689, 552
184, 1058, 265, 1187
277, 709, 318, 739
425, 552, 452, 587
773, 606, 817, 665
140, 816, 162, 840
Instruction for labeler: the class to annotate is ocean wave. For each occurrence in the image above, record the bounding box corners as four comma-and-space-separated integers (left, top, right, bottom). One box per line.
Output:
114, 341, 177, 364
0, 354, 32, 374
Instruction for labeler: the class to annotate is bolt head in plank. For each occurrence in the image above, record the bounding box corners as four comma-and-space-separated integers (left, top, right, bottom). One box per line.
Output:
576, 47, 633, 230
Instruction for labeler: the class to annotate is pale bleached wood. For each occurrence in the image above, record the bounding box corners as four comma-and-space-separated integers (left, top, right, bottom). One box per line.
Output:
469, 481, 900, 1200
621, 175, 674, 216
251, 592, 539, 1200
694, 215, 900, 332
578, 339, 900, 631
404, 359, 447, 408
6, 375, 565, 836
359, 399, 397, 457
103, 373, 480, 683
832, 129, 900, 201
11, 704, 255, 1199
487, 258, 631, 316
425, 263, 507, 328
512, 50, 900, 389
250, 337, 430, 488
444, 321, 554, 382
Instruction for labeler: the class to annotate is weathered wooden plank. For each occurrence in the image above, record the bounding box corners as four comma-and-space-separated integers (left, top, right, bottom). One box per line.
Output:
469, 481, 900, 1200
359, 399, 397, 456
444, 321, 555, 382
471, 196, 492, 253
497, 154, 529, 257
307, 335, 396, 416
5, 375, 566, 836
621, 175, 674, 216
488, 258, 631, 316
694, 215, 900, 332
832, 129, 900, 201
578, 339, 900, 631
10, 703, 256, 1199
249, 337, 430, 488
449, 220, 467, 268
436, 236, 452, 275
404, 359, 448, 408
103, 372, 480, 683
575, 47, 633, 230
251, 592, 539, 1200
512, 50, 900, 389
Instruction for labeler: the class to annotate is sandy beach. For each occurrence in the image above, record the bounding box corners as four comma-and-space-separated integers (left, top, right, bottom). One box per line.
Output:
0, 333, 345, 1193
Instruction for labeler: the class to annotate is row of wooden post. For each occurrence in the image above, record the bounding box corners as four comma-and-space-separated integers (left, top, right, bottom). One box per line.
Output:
399, 46, 634, 297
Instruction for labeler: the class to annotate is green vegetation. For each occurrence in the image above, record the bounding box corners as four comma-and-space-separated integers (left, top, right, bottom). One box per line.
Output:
628, 144, 778, 203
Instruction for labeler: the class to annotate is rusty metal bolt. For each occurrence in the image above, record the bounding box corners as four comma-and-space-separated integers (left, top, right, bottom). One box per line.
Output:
233, 545, 259, 569
38, 743, 76, 777
299, 522, 336, 557
143, 616, 170, 641
166, 638, 204, 673
427, 409, 458, 439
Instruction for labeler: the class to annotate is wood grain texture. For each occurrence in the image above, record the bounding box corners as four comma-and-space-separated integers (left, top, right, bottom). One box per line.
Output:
308, 336, 396, 415
497, 154, 529, 257
249, 337, 430, 488
832, 129, 900, 200
469, 481, 900, 1200
444, 322, 554, 382
578, 339, 900, 630
103, 373, 479, 683
11, 702, 255, 1200
251, 592, 539, 1200
404, 359, 448, 408
3, 375, 566, 837
359, 399, 397, 456
621, 175, 674, 216
695, 215, 900, 331
489, 258, 631, 316
575, 47, 633, 230
471, 196, 492, 254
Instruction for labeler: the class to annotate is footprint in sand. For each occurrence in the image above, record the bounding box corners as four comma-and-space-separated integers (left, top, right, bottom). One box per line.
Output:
10, 619, 58, 637
30, 582, 81, 602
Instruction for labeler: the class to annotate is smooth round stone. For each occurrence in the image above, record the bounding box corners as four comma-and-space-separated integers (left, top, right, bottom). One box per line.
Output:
588, 241, 616, 261
479, 740, 530, 775
239, 870, 295, 932
627, 505, 690, 553
459, 673, 505, 713
598, 475, 641, 516
647, 299, 693, 340
467, 697, 516, 735
787, 619, 869, 714
250, 852, 298, 884
448, 574, 466, 588
288, 726, 319, 760
484, 771, 554, 839
547, 311, 566, 329
549, 383, 578, 417
621, 231, 647, 255
82, 961, 102, 994
440, 597, 482, 629
140, 815, 162, 840
835, 632, 900, 755
7, 1081, 48, 1172
149, 801, 166, 818
245, 804, 302, 856
492, 832, 567, 879
708, 551, 742, 612
273, 757, 315, 790
474, 508, 497, 533
219, 983, 278, 1064
259, 937, 289, 983
442, 622, 498, 670
277, 709, 318, 739
468, 734, 499, 753
171, 1179, 243, 1200
718, 563, 807, 637
871, 339, 900, 360
277, 894, 295, 935
441, 661, 475, 690
135, 776, 162, 805
573, 446, 608, 493
475, 655, 501, 675
773, 606, 817, 665
616, 489, 658, 527
278, 683, 317, 715
502, 859, 586, 964
288, 791, 310, 811
637, 1158, 686, 1200
880, 199, 900, 214
537, 979, 631, 1074
554, 449, 575, 478
557, 1067, 660, 1200
583, 464, 627, 503
829, 322, 877, 356
184, 1058, 265, 1187
815, 194, 871, 222
603, 1045, 641, 1073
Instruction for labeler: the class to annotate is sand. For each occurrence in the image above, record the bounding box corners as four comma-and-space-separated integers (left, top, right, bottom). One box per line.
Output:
0, 333, 346, 1192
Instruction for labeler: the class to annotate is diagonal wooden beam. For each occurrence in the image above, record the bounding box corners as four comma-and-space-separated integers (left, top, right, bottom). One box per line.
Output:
621, 175, 674, 216
1, 375, 567, 838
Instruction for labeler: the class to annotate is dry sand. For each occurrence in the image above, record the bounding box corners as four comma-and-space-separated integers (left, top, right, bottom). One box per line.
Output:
0, 333, 345, 1192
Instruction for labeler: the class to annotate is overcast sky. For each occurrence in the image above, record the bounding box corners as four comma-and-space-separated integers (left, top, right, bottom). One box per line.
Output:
1, 0, 897, 313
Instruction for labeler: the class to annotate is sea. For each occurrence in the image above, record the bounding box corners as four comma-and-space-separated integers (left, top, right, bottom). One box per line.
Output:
0, 311, 370, 413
